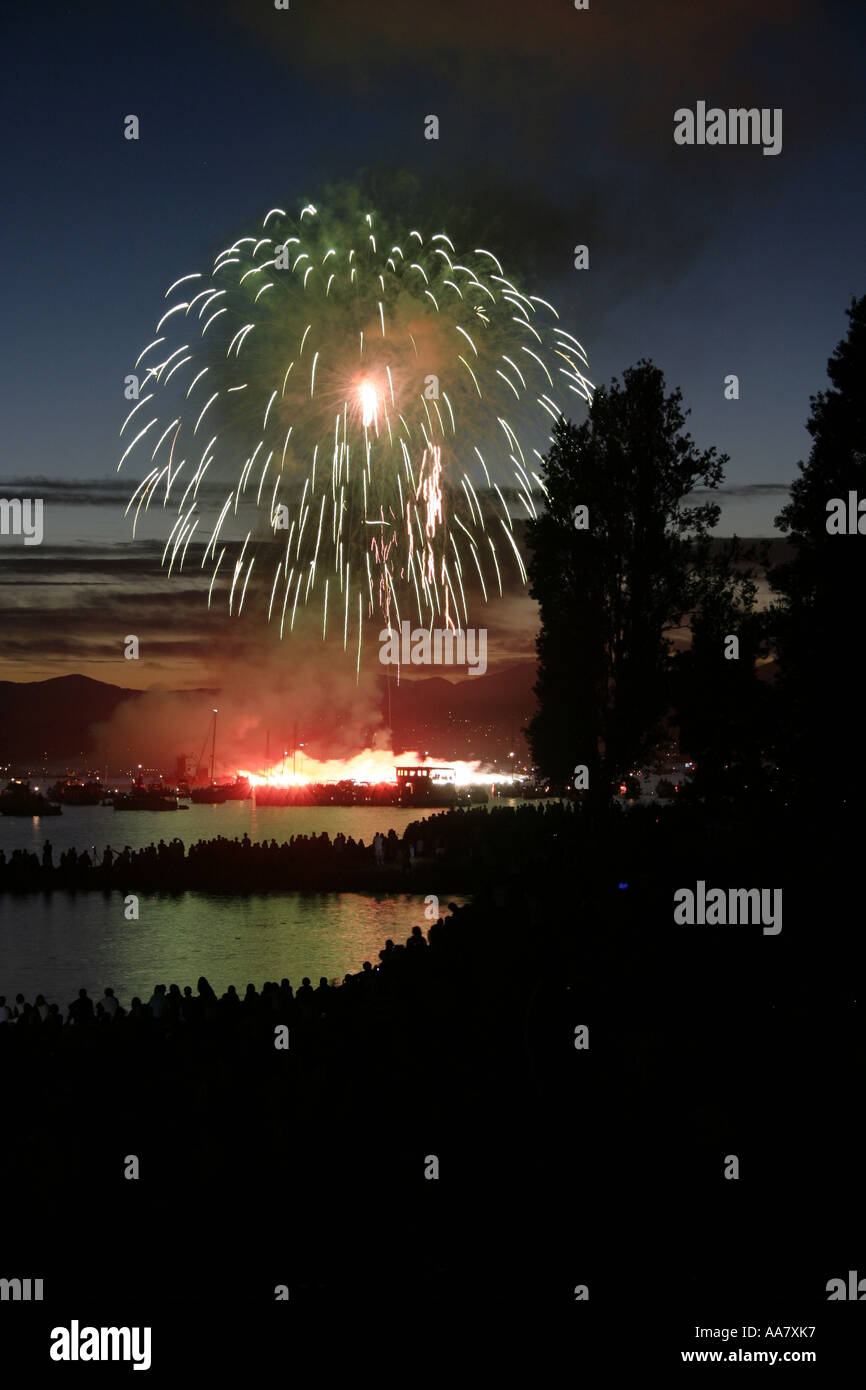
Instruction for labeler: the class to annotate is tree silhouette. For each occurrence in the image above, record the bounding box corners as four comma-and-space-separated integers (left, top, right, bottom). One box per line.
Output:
672, 537, 773, 804
526, 360, 726, 807
770, 294, 866, 806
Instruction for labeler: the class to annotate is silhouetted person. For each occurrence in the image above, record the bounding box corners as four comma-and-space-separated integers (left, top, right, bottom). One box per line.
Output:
128, 997, 148, 1030
68, 988, 94, 1026
147, 984, 168, 1020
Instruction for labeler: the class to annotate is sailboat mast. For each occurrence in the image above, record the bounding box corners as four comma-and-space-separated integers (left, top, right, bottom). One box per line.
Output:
210, 708, 218, 783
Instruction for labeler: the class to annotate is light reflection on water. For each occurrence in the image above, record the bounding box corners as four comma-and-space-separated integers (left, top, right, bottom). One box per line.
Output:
0, 890, 470, 1010
0, 801, 525, 859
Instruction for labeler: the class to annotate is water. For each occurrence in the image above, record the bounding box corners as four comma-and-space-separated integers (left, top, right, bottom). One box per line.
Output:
0, 799, 530, 1010
0, 889, 470, 1009
0, 798, 524, 858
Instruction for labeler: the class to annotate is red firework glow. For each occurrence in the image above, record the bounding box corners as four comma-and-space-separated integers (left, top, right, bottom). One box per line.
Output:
236, 747, 517, 788
234, 745, 522, 789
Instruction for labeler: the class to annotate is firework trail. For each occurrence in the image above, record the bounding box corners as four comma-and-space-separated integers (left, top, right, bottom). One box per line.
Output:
119, 198, 593, 671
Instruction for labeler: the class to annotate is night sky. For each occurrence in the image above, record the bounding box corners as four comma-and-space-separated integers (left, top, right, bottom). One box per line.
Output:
1, 0, 864, 699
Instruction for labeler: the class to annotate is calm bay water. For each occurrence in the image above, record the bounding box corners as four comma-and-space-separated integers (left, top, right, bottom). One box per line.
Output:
0, 890, 470, 1010
0, 799, 463, 859
0, 801, 529, 1008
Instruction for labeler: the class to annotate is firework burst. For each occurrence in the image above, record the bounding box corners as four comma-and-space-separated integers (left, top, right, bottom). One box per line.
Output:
119, 198, 593, 671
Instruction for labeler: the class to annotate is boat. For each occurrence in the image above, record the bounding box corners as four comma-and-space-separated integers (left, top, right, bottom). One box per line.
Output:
190, 776, 251, 804
396, 766, 460, 808
187, 708, 251, 802
112, 793, 178, 811
0, 781, 62, 816
47, 779, 103, 806
112, 778, 178, 811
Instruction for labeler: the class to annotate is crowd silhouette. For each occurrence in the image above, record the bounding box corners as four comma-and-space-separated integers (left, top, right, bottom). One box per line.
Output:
0, 800, 578, 893
1, 798, 860, 1322
0, 908, 461, 1042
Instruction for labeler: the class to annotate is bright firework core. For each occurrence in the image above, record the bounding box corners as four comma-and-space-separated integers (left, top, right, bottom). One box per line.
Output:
359, 380, 378, 430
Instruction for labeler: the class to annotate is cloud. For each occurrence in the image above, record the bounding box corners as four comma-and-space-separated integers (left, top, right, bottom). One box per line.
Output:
688, 483, 791, 500
0, 523, 537, 706
0, 478, 132, 507
0, 476, 236, 512
156, 0, 832, 322
209, 0, 806, 87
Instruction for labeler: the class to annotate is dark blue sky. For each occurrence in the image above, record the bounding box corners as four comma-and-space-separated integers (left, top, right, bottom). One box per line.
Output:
1, 0, 864, 686
3, 0, 863, 517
